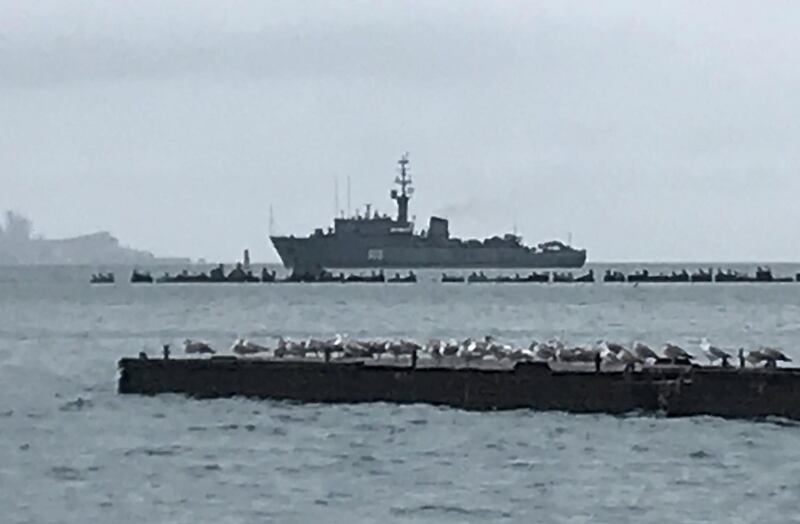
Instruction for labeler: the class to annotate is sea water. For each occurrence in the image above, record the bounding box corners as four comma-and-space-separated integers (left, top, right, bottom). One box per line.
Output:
1, 264, 800, 523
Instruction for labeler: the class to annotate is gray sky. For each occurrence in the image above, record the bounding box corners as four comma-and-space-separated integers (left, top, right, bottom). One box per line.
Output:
2, 1, 800, 262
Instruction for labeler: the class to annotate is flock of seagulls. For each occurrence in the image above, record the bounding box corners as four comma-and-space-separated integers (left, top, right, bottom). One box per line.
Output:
180, 336, 793, 368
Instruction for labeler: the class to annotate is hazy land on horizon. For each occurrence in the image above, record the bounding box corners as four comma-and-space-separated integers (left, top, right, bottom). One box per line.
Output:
3, 204, 800, 267
4, 2, 800, 263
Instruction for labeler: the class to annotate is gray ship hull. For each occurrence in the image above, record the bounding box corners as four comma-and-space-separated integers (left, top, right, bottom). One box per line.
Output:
271, 236, 586, 269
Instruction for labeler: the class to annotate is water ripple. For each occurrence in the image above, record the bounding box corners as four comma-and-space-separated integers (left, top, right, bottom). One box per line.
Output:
5, 266, 800, 523
390, 504, 513, 520
123, 445, 187, 457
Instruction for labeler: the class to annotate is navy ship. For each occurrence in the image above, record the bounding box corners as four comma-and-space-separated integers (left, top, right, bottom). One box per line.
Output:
270, 154, 587, 269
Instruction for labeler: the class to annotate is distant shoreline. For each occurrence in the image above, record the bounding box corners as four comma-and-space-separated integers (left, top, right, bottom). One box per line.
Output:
0, 210, 190, 266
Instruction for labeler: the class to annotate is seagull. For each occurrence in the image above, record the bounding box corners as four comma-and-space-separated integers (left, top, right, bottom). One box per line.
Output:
442, 339, 460, 357
455, 338, 487, 365
276, 336, 305, 357
508, 347, 536, 362
487, 340, 513, 360
601, 349, 621, 366
597, 342, 620, 365
760, 347, 792, 363
555, 346, 581, 362
336, 335, 370, 358
577, 345, 601, 362
385, 339, 421, 360
618, 348, 644, 366
302, 337, 327, 356
402, 339, 422, 352
557, 345, 597, 363
457, 338, 487, 362
184, 339, 215, 355
245, 340, 271, 353
363, 340, 387, 358
344, 337, 370, 356
531, 342, 557, 361
663, 343, 694, 362
633, 341, 659, 361
230, 338, 269, 356
426, 339, 444, 359
230, 338, 253, 355
699, 337, 732, 364
745, 350, 769, 367
606, 342, 627, 355
332, 333, 346, 352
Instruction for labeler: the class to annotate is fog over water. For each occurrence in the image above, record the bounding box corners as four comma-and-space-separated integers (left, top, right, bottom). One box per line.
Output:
2, 2, 800, 262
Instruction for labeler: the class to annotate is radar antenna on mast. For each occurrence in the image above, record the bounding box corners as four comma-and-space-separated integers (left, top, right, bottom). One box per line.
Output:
391, 152, 414, 225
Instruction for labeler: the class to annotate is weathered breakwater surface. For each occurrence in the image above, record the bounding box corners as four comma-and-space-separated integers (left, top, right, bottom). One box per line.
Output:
3, 264, 800, 523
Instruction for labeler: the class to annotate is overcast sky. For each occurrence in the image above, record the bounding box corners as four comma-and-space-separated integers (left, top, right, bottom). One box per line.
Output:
2, 1, 799, 262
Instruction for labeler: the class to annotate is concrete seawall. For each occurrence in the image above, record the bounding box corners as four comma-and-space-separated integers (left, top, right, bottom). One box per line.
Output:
115, 357, 800, 420
119, 358, 666, 413
660, 368, 800, 419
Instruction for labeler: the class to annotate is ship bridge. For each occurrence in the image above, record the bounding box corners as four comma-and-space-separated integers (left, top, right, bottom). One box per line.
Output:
333, 215, 410, 236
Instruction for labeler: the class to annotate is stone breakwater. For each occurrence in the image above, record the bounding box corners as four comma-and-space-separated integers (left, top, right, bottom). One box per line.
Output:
95, 266, 800, 285
118, 357, 800, 421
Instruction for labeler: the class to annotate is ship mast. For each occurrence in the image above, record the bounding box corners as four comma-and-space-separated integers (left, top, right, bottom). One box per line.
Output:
391, 152, 414, 225
268, 204, 274, 236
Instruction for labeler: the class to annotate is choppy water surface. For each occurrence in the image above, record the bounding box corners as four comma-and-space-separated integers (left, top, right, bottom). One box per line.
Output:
2, 264, 800, 523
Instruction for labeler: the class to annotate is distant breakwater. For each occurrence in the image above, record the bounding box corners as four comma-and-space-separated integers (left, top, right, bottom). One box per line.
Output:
90, 267, 800, 285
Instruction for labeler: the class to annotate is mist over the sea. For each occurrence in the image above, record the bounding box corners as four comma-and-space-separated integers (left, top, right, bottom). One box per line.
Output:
2, 1, 800, 262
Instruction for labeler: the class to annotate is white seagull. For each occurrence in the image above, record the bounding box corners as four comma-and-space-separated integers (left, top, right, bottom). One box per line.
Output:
598, 342, 620, 366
